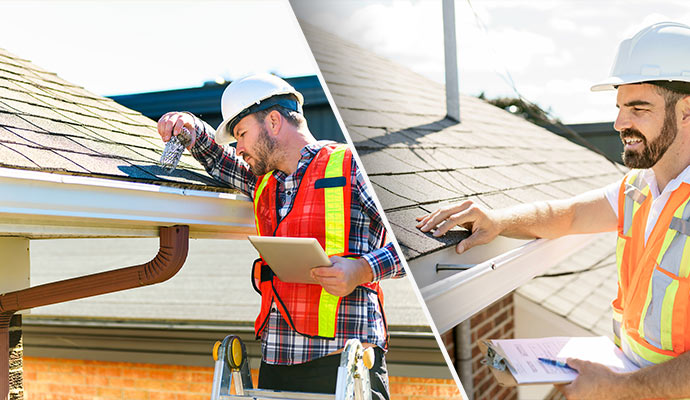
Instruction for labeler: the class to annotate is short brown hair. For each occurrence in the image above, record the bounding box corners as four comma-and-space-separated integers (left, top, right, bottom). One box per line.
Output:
253, 94, 305, 128
650, 82, 690, 113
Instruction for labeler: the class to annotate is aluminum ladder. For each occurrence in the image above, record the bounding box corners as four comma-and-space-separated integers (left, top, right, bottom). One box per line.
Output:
210, 335, 374, 400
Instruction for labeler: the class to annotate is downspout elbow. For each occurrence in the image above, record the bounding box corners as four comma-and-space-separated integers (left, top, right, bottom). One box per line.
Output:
139, 225, 189, 285
0, 225, 189, 400
0, 225, 190, 313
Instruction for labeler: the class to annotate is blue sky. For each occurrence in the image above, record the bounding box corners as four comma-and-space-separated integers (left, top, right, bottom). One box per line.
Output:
0, 1, 317, 95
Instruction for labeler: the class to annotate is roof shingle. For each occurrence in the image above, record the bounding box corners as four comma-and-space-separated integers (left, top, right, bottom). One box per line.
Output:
301, 23, 623, 258
0, 47, 228, 191
299, 21, 624, 337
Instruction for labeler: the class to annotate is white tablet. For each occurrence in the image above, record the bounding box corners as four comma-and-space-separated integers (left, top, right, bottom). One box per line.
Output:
247, 236, 332, 284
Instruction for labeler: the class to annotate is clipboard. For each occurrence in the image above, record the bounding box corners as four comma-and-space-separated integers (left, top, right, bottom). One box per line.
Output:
247, 236, 331, 284
478, 340, 519, 387
479, 339, 575, 386
479, 336, 639, 386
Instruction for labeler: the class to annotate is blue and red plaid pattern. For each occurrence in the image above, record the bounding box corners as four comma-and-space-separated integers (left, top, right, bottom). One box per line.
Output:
189, 117, 404, 365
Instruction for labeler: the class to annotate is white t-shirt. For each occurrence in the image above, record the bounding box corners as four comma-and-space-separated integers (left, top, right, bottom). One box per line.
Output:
604, 165, 690, 244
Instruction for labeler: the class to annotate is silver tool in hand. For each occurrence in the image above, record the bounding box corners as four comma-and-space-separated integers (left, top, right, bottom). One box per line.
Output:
159, 127, 193, 173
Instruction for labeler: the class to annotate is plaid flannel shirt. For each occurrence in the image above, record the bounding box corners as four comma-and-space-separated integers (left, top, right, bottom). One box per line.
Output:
188, 116, 404, 365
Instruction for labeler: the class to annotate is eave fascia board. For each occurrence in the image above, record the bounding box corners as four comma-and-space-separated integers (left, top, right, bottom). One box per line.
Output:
0, 167, 254, 239
419, 233, 599, 334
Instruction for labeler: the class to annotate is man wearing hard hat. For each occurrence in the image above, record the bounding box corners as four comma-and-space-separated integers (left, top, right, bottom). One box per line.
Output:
418, 22, 690, 399
157, 73, 403, 399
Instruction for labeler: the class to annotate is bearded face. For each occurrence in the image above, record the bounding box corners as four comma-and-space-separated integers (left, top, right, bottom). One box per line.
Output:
621, 103, 678, 169
243, 123, 279, 176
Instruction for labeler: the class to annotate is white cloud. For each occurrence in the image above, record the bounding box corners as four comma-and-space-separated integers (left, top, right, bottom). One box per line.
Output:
544, 78, 594, 94
489, 29, 556, 72
581, 25, 605, 37
544, 50, 575, 68
549, 17, 603, 37
550, 17, 578, 32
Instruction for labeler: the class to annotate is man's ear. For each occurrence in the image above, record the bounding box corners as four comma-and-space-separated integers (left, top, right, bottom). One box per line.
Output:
681, 95, 690, 126
266, 109, 282, 136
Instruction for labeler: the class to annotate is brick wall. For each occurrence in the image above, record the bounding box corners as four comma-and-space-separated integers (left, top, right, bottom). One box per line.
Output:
443, 293, 517, 400
23, 357, 463, 399
9, 315, 23, 400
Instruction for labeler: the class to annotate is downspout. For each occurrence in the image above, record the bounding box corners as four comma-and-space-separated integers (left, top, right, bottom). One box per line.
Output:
443, 0, 460, 122
0, 314, 10, 400
0, 225, 189, 400
456, 320, 473, 400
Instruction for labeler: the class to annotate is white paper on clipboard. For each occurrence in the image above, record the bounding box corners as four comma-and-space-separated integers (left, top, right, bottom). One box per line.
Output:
247, 236, 332, 284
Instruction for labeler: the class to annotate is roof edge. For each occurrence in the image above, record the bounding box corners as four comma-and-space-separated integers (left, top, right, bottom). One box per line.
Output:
0, 166, 254, 239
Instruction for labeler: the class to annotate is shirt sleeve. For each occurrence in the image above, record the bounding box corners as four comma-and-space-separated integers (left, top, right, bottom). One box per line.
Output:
604, 178, 623, 219
362, 242, 403, 281
187, 113, 257, 197
352, 155, 406, 281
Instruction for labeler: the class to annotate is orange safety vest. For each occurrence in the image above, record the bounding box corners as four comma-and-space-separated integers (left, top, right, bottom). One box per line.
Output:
251, 144, 385, 339
614, 170, 690, 367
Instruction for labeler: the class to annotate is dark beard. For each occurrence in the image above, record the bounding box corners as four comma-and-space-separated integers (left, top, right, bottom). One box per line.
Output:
248, 125, 278, 176
621, 107, 677, 169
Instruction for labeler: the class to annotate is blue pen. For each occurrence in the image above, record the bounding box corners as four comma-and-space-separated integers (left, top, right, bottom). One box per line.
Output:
538, 357, 578, 372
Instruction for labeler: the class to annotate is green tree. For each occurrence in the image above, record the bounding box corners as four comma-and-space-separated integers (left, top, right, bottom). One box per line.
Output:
477, 92, 560, 127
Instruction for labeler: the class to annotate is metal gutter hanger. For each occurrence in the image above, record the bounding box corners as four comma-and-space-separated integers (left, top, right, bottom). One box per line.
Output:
0, 225, 190, 400
421, 233, 599, 334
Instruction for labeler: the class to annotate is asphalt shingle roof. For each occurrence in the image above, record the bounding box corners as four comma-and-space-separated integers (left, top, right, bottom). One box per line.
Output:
0, 47, 225, 190
300, 22, 623, 261
0, 44, 428, 329
298, 22, 624, 336
517, 232, 618, 337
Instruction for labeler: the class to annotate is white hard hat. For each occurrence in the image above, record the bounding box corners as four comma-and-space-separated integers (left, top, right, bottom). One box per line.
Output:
215, 73, 304, 145
591, 22, 690, 91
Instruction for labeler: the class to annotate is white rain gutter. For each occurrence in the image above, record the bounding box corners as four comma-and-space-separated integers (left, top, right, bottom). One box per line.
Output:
0, 167, 254, 239
419, 233, 599, 334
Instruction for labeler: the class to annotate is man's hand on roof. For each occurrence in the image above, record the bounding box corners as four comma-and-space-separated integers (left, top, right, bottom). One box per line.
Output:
157, 111, 198, 150
556, 358, 625, 400
310, 256, 374, 297
415, 200, 501, 254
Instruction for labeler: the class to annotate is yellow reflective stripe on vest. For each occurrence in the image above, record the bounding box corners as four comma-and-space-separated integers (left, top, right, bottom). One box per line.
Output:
623, 171, 642, 235
612, 308, 622, 347
318, 145, 348, 337
638, 277, 654, 340
660, 279, 679, 350
638, 193, 686, 348
675, 197, 690, 279
318, 288, 339, 337
631, 186, 650, 223
656, 203, 688, 265
627, 175, 651, 340
323, 145, 348, 255
253, 173, 273, 235
616, 236, 626, 285
680, 237, 690, 278
622, 329, 675, 365
632, 190, 690, 354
